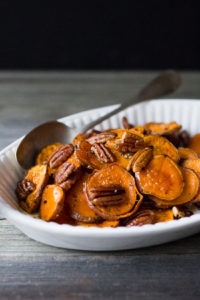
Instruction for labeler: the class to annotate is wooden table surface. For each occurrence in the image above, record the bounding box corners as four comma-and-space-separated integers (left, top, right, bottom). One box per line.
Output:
0, 71, 200, 300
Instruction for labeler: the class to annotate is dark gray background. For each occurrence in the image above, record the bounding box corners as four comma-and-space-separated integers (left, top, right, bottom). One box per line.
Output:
0, 1, 199, 70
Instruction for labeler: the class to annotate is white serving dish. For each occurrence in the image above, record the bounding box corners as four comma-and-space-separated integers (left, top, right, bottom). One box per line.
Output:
1, 99, 200, 251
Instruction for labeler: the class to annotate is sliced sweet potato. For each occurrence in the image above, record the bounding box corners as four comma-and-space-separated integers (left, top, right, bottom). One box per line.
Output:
40, 184, 65, 221
152, 208, 174, 223
84, 163, 143, 220
65, 172, 103, 223
135, 155, 184, 201
35, 142, 63, 165
181, 158, 200, 174
95, 220, 120, 227
151, 168, 199, 207
67, 152, 83, 169
52, 202, 77, 225
188, 133, 200, 154
75, 136, 107, 170
144, 134, 179, 162
190, 180, 200, 204
77, 219, 120, 228
178, 147, 198, 161
154, 206, 193, 222
72, 133, 85, 146
143, 121, 181, 135
16, 164, 49, 213
129, 147, 153, 172
182, 159, 200, 203
129, 126, 145, 136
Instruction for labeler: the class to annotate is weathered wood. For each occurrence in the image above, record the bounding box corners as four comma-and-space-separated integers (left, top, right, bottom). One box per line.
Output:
1, 71, 200, 300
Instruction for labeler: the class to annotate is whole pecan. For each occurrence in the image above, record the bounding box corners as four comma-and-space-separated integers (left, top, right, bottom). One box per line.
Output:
87, 131, 117, 144
87, 184, 126, 206
16, 179, 36, 201
54, 162, 82, 191
49, 144, 74, 169
116, 132, 144, 153
91, 143, 116, 163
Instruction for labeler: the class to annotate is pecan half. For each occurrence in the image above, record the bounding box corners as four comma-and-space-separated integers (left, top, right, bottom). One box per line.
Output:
91, 143, 116, 163
116, 132, 144, 153
16, 179, 36, 200
49, 144, 74, 169
122, 116, 134, 129
54, 162, 82, 191
87, 184, 126, 206
87, 131, 117, 144
124, 209, 155, 227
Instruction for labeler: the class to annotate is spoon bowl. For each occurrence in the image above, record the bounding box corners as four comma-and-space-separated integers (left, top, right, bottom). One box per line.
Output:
17, 70, 181, 169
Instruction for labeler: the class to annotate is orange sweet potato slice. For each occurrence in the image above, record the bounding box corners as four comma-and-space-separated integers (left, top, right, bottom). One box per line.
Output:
150, 167, 199, 207
180, 158, 200, 204
77, 219, 120, 228
188, 133, 200, 154
153, 208, 175, 223
40, 184, 65, 221
144, 135, 179, 162
67, 152, 82, 168
74, 136, 108, 170
65, 172, 103, 223
51, 202, 77, 225
143, 121, 181, 135
16, 164, 49, 213
135, 155, 184, 201
181, 158, 200, 174
178, 147, 198, 161
84, 163, 143, 220
36, 143, 63, 165
153, 206, 192, 222
129, 147, 153, 172
128, 126, 145, 136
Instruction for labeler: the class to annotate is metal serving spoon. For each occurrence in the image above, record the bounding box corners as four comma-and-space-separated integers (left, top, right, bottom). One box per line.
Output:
17, 70, 181, 169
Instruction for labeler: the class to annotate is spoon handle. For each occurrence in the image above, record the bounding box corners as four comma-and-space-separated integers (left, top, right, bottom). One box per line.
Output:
80, 70, 181, 133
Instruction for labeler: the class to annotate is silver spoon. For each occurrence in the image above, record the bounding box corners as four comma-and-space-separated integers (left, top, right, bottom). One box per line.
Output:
17, 70, 181, 169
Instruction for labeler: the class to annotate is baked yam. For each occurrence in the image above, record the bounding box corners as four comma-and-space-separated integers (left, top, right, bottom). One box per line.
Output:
84, 164, 143, 220
135, 155, 184, 201
40, 184, 65, 221
16, 164, 49, 213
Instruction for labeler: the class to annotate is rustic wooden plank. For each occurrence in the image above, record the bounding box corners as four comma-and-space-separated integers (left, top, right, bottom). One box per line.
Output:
0, 247, 200, 299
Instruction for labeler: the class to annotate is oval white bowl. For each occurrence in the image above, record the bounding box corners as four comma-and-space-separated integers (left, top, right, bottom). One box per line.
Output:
1, 99, 200, 251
